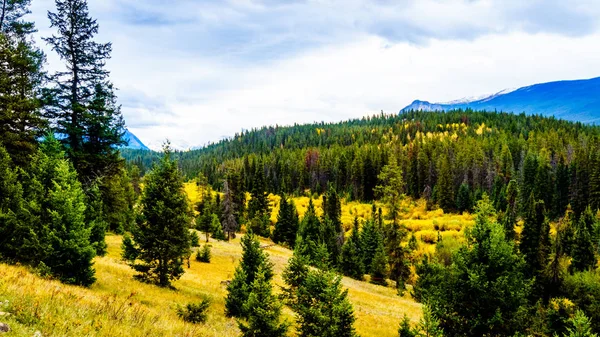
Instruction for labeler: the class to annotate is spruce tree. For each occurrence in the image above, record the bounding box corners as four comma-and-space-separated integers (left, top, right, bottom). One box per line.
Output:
238, 266, 289, 337
502, 180, 518, 241
196, 207, 214, 242
341, 217, 364, 280
370, 244, 389, 286
225, 232, 274, 318
44, 0, 125, 184
570, 216, 597, 273
297, 199, 323, 265
520, 194, 550, 299
322, 186, 343, 266
43, 156, 96, 286
0, 0, 46, 167
375, 152, 405, 225
414, 305, 444, 337
360, 219, 382, 272
436, 153, 454, 212
386, 222, 411, 292
125, 144, 191, 287
399, 314, 416, 337
456, 183, 472, 213
292, 269, 359, 337
273, 196, 299, 248
0, 144, 28, 261
211, 213, 226, 240
426, 195, 530, 337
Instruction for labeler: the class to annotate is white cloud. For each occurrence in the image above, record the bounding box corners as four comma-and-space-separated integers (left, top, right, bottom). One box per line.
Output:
28, 0, 600, 149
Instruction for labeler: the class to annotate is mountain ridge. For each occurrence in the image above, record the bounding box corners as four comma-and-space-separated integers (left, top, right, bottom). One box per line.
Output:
401, 77, 600, 124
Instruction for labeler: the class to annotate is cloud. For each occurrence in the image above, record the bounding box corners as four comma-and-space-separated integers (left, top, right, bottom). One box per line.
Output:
28, 0, 600, 149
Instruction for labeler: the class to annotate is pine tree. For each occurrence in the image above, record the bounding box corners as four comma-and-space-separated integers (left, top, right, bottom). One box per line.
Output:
0, 144, 28, 261
85, 183, 107, 256
322, 186, 343, 266
590, 151, 600, 211
360, 219, 382, 272
386, 222, 411, 292
221, 179, 238, 241
211, 213, 226, 240
414, 305, 444, 337
456, 183, 472, 213
341, 217, 364, 280
238, 266, 289, 337
272, 196, 299, 248
375, 152, 405, 225
520, 153, 539, 213
43, 156, 96, 286
0, 0, 46, 167
290, 268, 358, 337
43, 0, 125, 184
570, 216, 597, 273
564, 310, 598, 337
225, 232, 274, 318
281, 246, 310, 305
248, 161, 270, 220
370, 243, 389, 286
502, 180, 518, 241
425, 195, 530, 337
196, 207, 214, 242
436, 154, 454, 212
520, 194, 550, 299
554, 158, 571, 218
125, 144, 191, 287
399, 314, 416, 337
297, 199, 323, 265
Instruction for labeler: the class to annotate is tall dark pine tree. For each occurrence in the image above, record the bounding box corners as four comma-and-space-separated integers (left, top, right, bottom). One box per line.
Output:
520, 194, 550, 299
123, 144, 191, 287
436, 153, 455, 212
341, 217, 364, 280
0, 0, 46, 166
570, 208, 597, 273
43, 0, 125, 185
501, 180, 518, 241
322, 186, 343, 266
272, 196, 299, 248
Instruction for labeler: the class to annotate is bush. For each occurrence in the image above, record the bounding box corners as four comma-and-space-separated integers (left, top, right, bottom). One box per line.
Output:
190, 231, 200, 247
176, 298, 210, 324
196, 245, 211, 263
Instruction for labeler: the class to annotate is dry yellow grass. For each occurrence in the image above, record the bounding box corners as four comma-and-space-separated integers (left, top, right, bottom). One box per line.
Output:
0, 233, 420, 337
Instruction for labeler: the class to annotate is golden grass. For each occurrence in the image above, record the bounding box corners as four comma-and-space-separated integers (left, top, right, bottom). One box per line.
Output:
0, 234, 421, 337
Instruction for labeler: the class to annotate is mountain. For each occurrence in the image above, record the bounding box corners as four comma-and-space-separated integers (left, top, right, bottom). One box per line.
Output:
123, 129, 149, 150
401, 77, 600, 124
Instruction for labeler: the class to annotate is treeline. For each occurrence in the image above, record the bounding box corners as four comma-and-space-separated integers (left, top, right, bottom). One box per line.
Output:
124, 110, 600, 219
0, 0, 135, 285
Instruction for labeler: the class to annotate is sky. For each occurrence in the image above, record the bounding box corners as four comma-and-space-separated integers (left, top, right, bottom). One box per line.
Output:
29, 0, 600, 150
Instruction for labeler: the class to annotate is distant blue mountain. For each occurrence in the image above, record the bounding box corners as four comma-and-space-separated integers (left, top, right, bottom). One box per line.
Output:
401, 77, 600, 124
123, 129, 149, 150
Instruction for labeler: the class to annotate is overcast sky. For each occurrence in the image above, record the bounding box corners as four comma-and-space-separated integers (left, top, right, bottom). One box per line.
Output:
30, 0, 600, 150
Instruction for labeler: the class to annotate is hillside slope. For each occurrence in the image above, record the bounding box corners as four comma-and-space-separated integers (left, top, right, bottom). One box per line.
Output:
402, 77, 600, 123
0, 235, 420, 337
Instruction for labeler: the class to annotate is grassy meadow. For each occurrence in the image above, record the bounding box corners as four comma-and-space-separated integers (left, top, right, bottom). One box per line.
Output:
0, 183, 478, 337
0, 234, 419, 337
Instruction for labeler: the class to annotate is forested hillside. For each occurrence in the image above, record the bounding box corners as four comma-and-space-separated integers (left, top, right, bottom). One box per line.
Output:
124, 110, 600, 219
2, 0, 600, 336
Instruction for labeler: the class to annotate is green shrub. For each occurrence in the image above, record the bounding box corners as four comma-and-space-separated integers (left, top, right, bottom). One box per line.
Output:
196, 245, 211, 263
176, 299, 211, 324
190, 231, 200, 247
